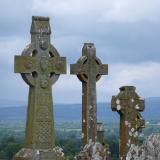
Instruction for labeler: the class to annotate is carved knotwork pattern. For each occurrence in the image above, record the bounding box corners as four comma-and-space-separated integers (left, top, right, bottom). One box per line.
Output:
36, 92, 52, 120
35, 91, 53, 146
36, 121, 52, 144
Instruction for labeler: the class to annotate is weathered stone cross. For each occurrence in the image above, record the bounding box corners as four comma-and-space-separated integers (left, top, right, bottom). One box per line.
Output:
111, 86, 145, 160
14, 16, 66, 159
71, 43, 108, 145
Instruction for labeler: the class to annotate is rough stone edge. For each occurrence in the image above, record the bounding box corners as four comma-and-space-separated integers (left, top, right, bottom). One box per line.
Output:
13, 147, 65, 160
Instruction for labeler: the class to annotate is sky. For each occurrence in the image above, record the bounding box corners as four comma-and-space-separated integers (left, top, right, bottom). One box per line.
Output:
0, 0, 160, 103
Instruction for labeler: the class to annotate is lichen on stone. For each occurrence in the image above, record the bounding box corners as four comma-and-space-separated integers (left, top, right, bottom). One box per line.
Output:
126, 133, 160, 160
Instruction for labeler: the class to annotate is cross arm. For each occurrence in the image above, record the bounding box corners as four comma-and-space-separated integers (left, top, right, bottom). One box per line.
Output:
70, 63, 86, 75
14, 56, 37, 73
49, 57, 66, 74
97, 64, 108, 75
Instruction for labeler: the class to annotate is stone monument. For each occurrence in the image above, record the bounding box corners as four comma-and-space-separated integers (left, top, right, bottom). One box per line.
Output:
126, 133, 160, 160
111, 86, 145, 160
70, 43, 108, 159
13, 16, 66, 160
71, 43, 108, 145
97, 122, 104, 144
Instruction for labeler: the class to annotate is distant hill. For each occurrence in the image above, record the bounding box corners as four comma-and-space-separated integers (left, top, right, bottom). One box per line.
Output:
143, 97, 160, 121
0, 97, 159, 122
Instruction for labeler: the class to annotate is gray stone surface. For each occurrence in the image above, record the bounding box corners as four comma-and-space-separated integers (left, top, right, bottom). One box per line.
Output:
76, 140, 109, 160
126, 134, 160, 160
13, 148, 65, 160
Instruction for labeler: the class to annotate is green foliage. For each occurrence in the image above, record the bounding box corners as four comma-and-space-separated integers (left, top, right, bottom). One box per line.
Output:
0, 136, 22, 160
56, 139, 81, 160
0, 120, 160, 159
105, 134, 119, 159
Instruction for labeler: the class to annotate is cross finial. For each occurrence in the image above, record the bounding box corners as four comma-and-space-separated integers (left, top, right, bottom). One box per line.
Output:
30, 16, 51, 35
82, 43, 96, 57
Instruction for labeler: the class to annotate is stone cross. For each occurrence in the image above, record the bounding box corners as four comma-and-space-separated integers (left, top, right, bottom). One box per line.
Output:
13, 16, 66, 159
97, 122, 104, 144
111, 86, 145, 160
70, 43, 108, 145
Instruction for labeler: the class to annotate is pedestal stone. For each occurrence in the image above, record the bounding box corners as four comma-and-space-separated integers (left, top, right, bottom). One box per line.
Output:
13, 148, 64, 160
97, 123, 104, 144
13, 16, 66, 160
76, 140, 107, 160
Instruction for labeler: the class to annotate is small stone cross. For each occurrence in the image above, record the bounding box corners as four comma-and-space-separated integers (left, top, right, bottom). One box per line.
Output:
111, 86, 145, 160
70, 43, 108, 145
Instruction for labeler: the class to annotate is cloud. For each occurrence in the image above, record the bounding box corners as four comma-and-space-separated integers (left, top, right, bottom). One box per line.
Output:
0, 0, 160, 103
31, 0, 160, 63
32, 0, 160, 23
101, 0, 160, 23
0, 0, 160, 63
100, 62, 160, 99
0, 0, 33, 36
1, 57, 160, 103
54, 62, 160, 103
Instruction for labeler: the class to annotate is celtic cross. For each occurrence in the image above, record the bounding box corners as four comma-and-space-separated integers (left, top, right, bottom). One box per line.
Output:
14, 16, 66, 150
111, 86, 145, 160
70, 43, 108, 145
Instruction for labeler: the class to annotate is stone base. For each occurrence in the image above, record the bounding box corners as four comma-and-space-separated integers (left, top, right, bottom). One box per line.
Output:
76, 141, 109, 160
76, 151, 91, 160
13, 147, 65, 160
126, 133, 160, 160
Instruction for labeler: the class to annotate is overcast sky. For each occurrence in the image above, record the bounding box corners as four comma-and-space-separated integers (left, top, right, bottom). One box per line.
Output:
0, 0, 160, 103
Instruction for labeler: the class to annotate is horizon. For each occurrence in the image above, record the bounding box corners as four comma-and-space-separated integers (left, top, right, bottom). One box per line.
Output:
0, 96, 160, 104
0, 98, 159, 122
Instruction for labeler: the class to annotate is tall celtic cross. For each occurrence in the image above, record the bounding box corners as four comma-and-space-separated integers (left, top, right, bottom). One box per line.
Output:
111, 86, 145, 160
14, 16, 66, 159
71, 43, 108, 145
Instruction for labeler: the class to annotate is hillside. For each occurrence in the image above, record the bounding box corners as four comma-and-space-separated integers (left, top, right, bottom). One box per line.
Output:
0, 97, 159, 122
